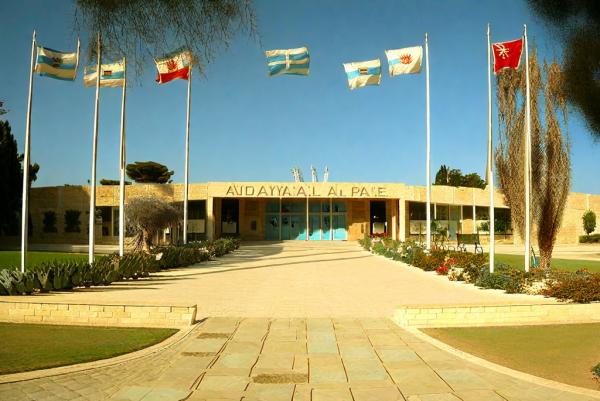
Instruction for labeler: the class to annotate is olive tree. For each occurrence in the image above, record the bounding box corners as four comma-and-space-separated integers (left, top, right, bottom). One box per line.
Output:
126, 197, 181, 251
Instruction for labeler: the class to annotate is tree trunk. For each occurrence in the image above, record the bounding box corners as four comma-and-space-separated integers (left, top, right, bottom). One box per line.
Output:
539, 244, 554, 271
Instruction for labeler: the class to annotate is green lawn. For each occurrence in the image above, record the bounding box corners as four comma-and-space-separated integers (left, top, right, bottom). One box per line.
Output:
0, 323, 177, 374
424, 324, 600, 390
494, 253, 600, 273
0, 251, 89, 269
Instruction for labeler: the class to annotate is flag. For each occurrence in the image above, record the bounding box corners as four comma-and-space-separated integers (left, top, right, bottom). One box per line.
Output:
492, 38, 523, 74
265, 47, 309, 76
155, 48, 192, 84
343, 59, 381, 90
385, 46, 423, 76
34, 44, 79, 81
83, 60, 125, 87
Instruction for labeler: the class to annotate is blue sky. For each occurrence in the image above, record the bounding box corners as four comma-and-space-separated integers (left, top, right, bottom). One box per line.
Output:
1, 0, 598, 194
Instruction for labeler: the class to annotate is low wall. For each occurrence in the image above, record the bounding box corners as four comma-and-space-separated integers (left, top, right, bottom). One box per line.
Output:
394, 303, 600, 328
0, 301, 197, 328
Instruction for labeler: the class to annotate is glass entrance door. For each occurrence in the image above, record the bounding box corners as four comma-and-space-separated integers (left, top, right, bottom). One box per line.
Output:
333, 214, 347, 240
290, 215, 306, 240
309, 215, 321, 240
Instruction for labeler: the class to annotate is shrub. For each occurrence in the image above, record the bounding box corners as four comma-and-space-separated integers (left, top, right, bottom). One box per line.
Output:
543, 270, 600, 303
358, 234, 372, 250
592, 363, 600, 382
436, 265, 449, 275
579, 233, 600, 243
582, 210, 597, 236
0, 270, 39, 295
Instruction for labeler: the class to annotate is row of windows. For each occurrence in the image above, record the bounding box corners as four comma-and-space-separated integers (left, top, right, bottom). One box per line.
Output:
266, 201, 347, 214
408, 202, 509, 221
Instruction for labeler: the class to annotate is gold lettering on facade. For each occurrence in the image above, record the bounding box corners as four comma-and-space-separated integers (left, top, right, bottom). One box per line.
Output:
222, 184, 388, 198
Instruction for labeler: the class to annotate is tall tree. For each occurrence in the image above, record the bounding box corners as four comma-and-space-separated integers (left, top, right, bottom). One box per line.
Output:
126, 161, 174, 183
527, 0, 600, 140
433, 165, 486, 189
0, 121, 21, 235
74, 0, 257, 76
495, 51, 571, 269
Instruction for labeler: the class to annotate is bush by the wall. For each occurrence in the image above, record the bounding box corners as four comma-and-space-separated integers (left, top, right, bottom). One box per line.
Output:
579, 233, 600, 243
543, 270, 600, 303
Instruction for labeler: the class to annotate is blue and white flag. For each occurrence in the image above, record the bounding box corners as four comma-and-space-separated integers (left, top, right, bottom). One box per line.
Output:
265, 47, 309, 76
385, 46, 423, 76
343, 59, 381, 90
34, 43, 80, 81
84, 60, 125, 87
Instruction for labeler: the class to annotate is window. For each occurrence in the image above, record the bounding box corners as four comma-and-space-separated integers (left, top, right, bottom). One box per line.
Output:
462, 205, 473, 219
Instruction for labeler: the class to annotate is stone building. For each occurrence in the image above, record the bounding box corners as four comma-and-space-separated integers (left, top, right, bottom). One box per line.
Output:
9, 182, 599, 245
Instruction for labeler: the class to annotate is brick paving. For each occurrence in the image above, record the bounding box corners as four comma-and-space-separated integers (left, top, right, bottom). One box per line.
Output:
6, 242, 554, 318
1, 317, 597, 401
0, 243, 596, 400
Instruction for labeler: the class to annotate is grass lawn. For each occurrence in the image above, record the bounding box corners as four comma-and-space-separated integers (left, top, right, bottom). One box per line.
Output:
0, 323, 177, 374
0, 251, 89, 269
495, 253, 600, 273
424, 324, 600, 390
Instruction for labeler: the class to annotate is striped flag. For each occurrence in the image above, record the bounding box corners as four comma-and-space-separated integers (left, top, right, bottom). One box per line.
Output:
155, 48, 192, 84
265, 47, 309, 76
83, 60, 125, 87
385, 46, 423, 76
34, 43, 80, 81
343, 59, 381, 90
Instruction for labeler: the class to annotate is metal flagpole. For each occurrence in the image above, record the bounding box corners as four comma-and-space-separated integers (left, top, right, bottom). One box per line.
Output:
487, 24, 495, 273
183, 66, 191, 244
523, 24, 531, 272
118, 57, 127, 257
89, 32, 101, 264
425, 32, 432, 251
20, 30, 36, 273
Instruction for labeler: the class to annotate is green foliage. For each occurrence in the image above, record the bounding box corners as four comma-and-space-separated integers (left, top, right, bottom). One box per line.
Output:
126, 197, 181, 251
126, 161, 174, 184
64, 210, 81, 233
582, 210, 596, 236
579, 233, 600, 243
0, 270, 39, 295
43, 211, 57, 233
358, 233, 372, 250
0, 120, 21, 236
593, 363, 600, 381
543, 270, 600, 303
433, 164, 485, 189
100, 178, 131, 186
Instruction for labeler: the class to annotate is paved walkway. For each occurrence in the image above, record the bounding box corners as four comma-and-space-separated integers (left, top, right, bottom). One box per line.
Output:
1, 317, 597, 401
8, 242, 554, 318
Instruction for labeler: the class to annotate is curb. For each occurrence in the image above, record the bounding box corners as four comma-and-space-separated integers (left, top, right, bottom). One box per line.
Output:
407, 324, 600, 399
0, 322, 200, 384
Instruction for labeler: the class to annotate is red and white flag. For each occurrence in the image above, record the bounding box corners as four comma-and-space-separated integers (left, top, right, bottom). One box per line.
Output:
492, 38, 523, 74
155, 48, 192, 84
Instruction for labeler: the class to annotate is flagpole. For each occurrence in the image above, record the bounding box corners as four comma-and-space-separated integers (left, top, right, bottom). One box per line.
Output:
487, 24, 495, 273
20, 30, 36, 273
425, 32, 432, 251
118, 57, 127, 257
524, 24, 531, 272
88, 32, 101, 264
183, 67, 191, 244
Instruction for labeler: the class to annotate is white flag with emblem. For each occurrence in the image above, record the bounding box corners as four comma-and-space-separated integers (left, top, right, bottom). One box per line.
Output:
385, 46, 423, 76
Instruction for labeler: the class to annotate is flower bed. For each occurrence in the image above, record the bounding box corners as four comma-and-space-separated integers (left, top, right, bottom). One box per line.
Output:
359, 234, 600, 303
0, 237, 241, 296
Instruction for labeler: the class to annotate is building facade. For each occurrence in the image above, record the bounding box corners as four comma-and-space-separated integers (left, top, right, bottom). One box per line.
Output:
9, 182, 599, 246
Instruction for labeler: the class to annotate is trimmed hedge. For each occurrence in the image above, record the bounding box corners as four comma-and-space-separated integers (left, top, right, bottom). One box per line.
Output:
579, 233, 600, 243
0, 237, 241, 296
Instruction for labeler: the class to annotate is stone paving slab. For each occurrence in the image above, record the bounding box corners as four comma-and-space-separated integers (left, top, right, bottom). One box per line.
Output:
1, 317, 598, 401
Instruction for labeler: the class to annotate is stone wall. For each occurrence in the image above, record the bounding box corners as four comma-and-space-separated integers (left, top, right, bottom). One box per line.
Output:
0, 301, 197, 328
394, 303, 600, 328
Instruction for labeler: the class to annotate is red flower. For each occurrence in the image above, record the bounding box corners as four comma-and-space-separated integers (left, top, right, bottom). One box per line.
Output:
436, 265, 449, 275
